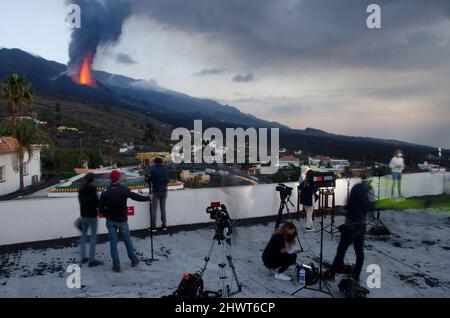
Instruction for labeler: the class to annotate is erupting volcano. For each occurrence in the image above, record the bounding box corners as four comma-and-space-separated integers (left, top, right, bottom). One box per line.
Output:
71, 53, 96, 87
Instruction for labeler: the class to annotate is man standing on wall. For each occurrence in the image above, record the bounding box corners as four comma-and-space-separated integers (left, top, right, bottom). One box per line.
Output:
389, 149, 405, 197
78, 173, 103, 267
99, 170, 150, 273
147, 157, 170, 232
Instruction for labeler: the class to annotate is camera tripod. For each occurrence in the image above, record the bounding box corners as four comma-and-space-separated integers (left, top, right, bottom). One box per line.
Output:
320, 188, 339, 238
368, 176, 390, 235
292, 188, 333, 298
200, 228, 242, 297
275, 193, 304, 251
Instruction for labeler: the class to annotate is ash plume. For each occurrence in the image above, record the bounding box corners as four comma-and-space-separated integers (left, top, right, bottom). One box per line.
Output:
66, 0, 132, 74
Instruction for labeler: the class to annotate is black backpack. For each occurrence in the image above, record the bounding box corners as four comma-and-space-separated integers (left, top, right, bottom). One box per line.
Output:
171, 272, 204, 298
297, 263, 319, 286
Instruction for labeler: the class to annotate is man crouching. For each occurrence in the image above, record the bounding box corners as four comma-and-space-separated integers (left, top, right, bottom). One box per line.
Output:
99, 170, 150, 273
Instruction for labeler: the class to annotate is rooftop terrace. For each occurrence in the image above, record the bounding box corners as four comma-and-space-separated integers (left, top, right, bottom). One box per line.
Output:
1, 210, 449, 298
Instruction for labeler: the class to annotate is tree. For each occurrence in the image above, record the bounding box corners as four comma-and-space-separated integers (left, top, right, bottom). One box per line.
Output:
0, 74, 34, 128
144, 123, 155, 144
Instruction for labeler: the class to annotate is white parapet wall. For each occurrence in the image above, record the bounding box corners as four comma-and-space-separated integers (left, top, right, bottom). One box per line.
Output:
0, 172, 448, 246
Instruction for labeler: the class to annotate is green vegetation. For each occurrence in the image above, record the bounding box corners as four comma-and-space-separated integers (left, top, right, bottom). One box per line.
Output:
376, 194, 450, 214
263, 166, 301, 184
42, 148, 102, 179
0, 73, 33, 127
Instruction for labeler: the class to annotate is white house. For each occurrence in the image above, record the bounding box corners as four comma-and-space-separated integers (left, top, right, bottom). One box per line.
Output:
0, 137, 41, 196
330, 159, 350, 169
277, 155, 300, 168
309, 155, 331, 166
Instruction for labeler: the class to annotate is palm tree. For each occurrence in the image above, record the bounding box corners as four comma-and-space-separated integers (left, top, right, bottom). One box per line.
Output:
0, 74, 34, 128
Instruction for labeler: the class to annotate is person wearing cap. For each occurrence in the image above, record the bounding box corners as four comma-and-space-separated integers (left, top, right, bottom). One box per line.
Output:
99, 170, 150, 272
389, 149, 405, 197
78, 172, 103, 267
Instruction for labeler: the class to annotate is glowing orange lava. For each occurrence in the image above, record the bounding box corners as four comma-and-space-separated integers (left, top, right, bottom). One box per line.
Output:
72, 54, 96, 87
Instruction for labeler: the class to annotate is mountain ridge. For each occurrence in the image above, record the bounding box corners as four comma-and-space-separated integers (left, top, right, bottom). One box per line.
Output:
0, 48, 444, 163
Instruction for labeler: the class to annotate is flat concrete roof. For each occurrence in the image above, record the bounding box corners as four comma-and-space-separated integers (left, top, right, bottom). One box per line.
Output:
0, 210, 449, 298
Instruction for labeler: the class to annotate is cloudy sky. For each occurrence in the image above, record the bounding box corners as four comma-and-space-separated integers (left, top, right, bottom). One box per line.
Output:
1, 0, 449, 148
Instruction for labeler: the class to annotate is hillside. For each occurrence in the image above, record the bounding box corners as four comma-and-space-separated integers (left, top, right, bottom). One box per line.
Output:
0, 48, 445, 165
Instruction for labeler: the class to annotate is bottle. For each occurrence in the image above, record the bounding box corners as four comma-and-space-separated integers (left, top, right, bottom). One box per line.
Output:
299, 268, 306, 286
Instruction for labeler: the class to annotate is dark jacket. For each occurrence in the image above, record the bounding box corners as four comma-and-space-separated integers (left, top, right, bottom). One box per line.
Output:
78, 183, 99, 218
346, 182, 372, 226
99, 182, 150, 223
299, 181, 317, 206
262, 233, 286, 263
148, 164, 169, 193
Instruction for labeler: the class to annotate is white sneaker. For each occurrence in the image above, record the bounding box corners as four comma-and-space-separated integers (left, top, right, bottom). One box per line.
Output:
275, 272, 292, 281
305, 227, 315, 232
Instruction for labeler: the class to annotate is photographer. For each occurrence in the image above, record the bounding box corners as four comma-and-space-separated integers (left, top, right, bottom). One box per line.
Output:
99, 170, 150, 273
299, 170, 318, 232
324, 174, 372, 283
147, 157, 170, 232
262, 222, 298, 281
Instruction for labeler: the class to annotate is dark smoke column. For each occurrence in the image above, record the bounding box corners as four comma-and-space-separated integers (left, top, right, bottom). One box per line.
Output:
66, 0, 132, 76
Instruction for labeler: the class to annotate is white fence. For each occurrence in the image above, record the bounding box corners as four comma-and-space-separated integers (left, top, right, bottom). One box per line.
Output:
0, 172, 448, 246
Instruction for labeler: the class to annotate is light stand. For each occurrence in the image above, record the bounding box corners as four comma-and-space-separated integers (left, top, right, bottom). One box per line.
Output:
368, 176, 390, 235
321, 188, 339, 238
346, 177, 351, 202
145, 180, 159, 263
292, 188, 333, 298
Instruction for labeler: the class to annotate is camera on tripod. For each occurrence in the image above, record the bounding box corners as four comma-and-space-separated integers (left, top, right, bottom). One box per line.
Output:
276, 184, 293, 200
206, 202, 232, 233
372, 165, 384, 177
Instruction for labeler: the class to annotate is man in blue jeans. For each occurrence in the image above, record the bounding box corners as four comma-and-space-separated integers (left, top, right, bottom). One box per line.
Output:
78, 173, 103, 267
147, 157, 170, 232
99, 170, 150, 272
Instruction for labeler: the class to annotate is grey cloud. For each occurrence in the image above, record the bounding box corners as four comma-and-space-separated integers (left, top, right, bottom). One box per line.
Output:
270, 104, 304, 115
233, 73, 255, 82
129, 0, 450, 71
116, 52, 138, 64
193, 68, 226, 76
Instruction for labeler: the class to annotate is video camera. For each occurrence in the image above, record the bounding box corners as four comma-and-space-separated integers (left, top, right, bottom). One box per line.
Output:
372, 165, 384, 177
206, 202, 233, 234
276, 184, 293, 200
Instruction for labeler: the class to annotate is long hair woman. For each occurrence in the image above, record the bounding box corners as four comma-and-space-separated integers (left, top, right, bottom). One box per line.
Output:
300, 170, 318, 231
262, 222, 298, 281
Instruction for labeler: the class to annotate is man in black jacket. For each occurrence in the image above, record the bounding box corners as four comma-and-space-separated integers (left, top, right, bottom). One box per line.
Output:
147, 157, 170, 231
325, 174, 373, 282
78, 173, 103, 267
99, 170, 150, 272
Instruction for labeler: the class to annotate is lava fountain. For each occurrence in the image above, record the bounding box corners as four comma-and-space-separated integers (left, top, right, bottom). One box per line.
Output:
71, 53, 96, 87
